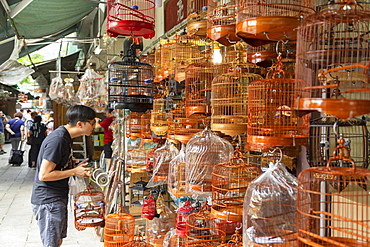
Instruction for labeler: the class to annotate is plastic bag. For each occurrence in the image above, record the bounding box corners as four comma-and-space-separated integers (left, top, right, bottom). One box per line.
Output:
168, 143, 190, 198
49, 77, 65, 100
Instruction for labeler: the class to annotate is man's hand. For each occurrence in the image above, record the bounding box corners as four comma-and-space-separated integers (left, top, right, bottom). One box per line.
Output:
74, 158, 93, 178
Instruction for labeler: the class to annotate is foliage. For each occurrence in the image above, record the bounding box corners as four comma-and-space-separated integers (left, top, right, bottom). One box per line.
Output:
17, 53, 45, 85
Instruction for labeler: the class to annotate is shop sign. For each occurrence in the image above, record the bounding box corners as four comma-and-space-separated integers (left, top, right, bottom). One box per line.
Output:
165, 0, 188, 32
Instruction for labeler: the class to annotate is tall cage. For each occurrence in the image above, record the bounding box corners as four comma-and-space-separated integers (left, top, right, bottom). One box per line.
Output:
309, 116, 369, 169
153, 46, 164, 83
211, 63, 263, 136
106, 0, 155, 39
168, 144, 191, 198
146, 205, 176, 247
236, 0, 315, 46
295, 4, 370, 120
141, 112, 152, 142
176, 200, 195, 238
151, 98, 168, 136
126, 112, 142, 139
207, 0, 240, 46
160, 39, 176, 80
297, 138, 370, 246
108, 52, 154, 112
187, 0, 208, 37
247, 56, 310, 152
104, 206, 135, 246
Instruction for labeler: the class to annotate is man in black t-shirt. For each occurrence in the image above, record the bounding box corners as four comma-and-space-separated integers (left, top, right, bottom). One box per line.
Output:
31, 105, 96, 247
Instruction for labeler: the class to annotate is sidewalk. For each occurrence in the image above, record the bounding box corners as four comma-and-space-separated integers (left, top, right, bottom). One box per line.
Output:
0, 143, 104, 247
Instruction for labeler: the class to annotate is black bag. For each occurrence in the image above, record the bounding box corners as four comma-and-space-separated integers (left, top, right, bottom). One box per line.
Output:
9, 149, 24, 166
26, 136, 33, 145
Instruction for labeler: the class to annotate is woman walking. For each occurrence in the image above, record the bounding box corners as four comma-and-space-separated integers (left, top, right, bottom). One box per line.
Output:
28, 115, 47, 168
5, 112, 25, 154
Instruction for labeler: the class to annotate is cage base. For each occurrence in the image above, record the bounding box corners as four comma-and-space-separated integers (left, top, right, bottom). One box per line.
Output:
187, 20, 207, 37
107, 20, 155, 39
298, 236, 370, 247
211, 123, 247, 137
211, 207, 242, 222
207, 25, 240, 47
246, 135, 307, 152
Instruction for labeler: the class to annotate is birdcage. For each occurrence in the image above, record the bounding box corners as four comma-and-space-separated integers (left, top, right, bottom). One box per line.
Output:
185, 126, 234, 196
122, 233, 154, 247
74, 183, 105, 231
141, 112, 152, 142
160, 39, 176, 80
211, 63, 263, 136
308, 116, 369, 169
127, 147, 152, 173
104, 206, 135, 246
106, 0, 155, 39
247, 56, 310, 152
246, 43, 276, 67
141, 50, 155, 66
142, 193, 156, 220
295, 4, 370, 120
187, 0, 208, 37
207, 0, 240, 46
243, 162, 299, 246
108, 51, 154, 112
176, 200, 195, 238
297, 138, 370, 246
217, 230, 243, 247
224, 43, 249, 64
168, 144, 191, 198
236, 0, 315, 46
127, 112, 142, 139
185, 62, 227, 117
151, 98, 168, 136
212, 147, 262, 235
186, 204, 226, 246
146, 148, 156, 174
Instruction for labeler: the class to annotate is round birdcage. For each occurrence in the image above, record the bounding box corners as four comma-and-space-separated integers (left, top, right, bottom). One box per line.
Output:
160, 39, 176, 80
141, 112, 152, 142
187, 0, 208, 37
176, 200, 195, 238
127, 147, 152, 173
122, 233, 154, 247
295, 4, 370, 120
247, 56, 310, 152
212, 148, 262, 235
104, 206, 135, 246
142, 193, 156, 220
151, 98, 168, 136
236, 0, 315, 46
126, 112, 142, 139
297, 138, 370, 246
168, 144, 191, 198
207, 0, 240, 46
106, 0, 155, 39
74, 183, 105, 231
217, 230, 243, 247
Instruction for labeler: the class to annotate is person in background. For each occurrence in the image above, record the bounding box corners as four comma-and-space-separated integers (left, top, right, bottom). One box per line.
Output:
5, 112, 25, 153
46, 113, 54, 135
95, 108, 115, 170
25, 111, 38, 167
28, 115, 47, 168
31, 105, 96, 247
0, 111, 9, 154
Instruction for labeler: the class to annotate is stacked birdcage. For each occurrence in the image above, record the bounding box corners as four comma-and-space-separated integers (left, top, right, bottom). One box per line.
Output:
104, 206, 135, 246
246, 43, 276, 66
74, 183, 105, 231
160, 39, 176, 80
297, 138, 370, 246
223, 42, 248, 64
247, 56, 310, 152
294, 2, 370, 120
207, 0, 240, 46
187, 0, 208, 37
141, 112, 152, 143
106, 0, 155, 39
126, 147, 152, 173
176, 200, 195, 238
212, 148, 262, 235
236, 0, 315, 46
126, 112, 142, 139
151, 98, 168, 136
168, 144, 191, 198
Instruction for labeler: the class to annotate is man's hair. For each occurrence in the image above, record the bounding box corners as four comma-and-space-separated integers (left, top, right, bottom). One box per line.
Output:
106, 108, 114, 114
34, 115, 42, 123
31, 111, 38, 118
66, 105, 96, 126
27, 109, 31, 113
14, 112, 23, 118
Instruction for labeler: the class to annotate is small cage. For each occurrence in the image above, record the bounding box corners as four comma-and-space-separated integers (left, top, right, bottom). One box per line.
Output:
126, 147, 152, 173
151, 98, 169, 136
207, 0, 240, 46
142, 193, 156, 220
168, 144, 191, 198
247, 56, 310, 152
141, 112, 152, 141
185, 126, 234, 196
108, 52, 154, 112
211, 147, 262, 235
106, 0, 155, 39
74, 183, 105, 231
146, 205, 176, 247
146, 148, 156, 174
160, 39, 176, 80
295, 5, 370, 120
236, 0, 315, 46
297, 138, 370, 246
211, 63, 263, 136
122, 233, 154, 247
176, 200, 195, 238
126, 112, 143, 139
186, 204, 226, 246
187, 0, 208, 37
224, 43, 248, 64
104, 206, 135, 246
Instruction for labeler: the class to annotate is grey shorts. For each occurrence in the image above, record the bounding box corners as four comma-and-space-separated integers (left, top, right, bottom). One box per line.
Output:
32, 200, 68, 247
0, 132, 4, 145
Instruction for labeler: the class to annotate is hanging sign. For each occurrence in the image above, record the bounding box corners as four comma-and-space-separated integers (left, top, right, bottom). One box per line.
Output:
164, 0, 188, 32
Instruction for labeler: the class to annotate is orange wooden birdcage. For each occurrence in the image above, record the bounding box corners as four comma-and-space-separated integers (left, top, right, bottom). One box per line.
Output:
187, 0, 208, 37
168, 144, 191, 198
151, 98, 169, 136
186, 204, 226, 246
126, 147, 152, 173
211, 61, 263, 136
236, 0, 315, 47
153, 45, 164, 83
141, 112, 152, 142
122, 233, 154, 247
104, 205, 135, 246
160, 39, 176, 80
217, 230, 243, 247
74, 183, 105, 231
297, 137, 370, 246
141, 50, 155, 66
106, 0, 155, 39
127, 112, 142, 139
224, 42, 248, 64
295, 4, 370, 120
212, 147, 262, 235
246, 43, 276, 66
247, 56, 310, 152
207, 0, 240, 46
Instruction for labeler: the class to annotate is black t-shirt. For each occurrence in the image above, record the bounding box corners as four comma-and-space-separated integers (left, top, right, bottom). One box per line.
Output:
31, 126, 73, 205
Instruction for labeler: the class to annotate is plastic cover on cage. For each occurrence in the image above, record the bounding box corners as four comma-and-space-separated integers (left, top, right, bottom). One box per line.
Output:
49, 77, 65, 101
76, 68, 105, 107
243, 161, 298, 246
146, 140, 179, 187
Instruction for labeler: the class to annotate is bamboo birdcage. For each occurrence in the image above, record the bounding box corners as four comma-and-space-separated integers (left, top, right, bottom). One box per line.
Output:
217, 230, 243, 247
151, 98, 168, 136
207, 0, 240, 46
297, 138, 370, 246
247, 56, 310, 152
122, 233, 154, 247
187, 0, 208, 37
127, 112, 142, 139
211, 147, 262, 235
126, 147, 152, 173
176, 200, 195, 238
106, 0, 155, 39
295, 3, 370, 120
236, 0, 315, 47
168, 144, 191, 198
74, 183, 105, 231
185, 126, 234, 196
161, 39, 176, 80
141, 112, 152, 142
104, 206, 135, 246
211, 61, 263, 136
186, 204, 226, 246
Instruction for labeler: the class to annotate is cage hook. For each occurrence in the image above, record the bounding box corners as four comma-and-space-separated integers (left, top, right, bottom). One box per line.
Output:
269, 147, 283, 164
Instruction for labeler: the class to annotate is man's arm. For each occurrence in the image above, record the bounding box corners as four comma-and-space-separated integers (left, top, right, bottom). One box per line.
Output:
39, 159, 92, 181
5, 123, 15, 135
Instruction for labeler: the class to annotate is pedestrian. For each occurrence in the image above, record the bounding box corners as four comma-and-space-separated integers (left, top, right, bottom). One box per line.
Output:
0, 111, 9, 154
26, 111, 38, 167
28, 115, 47, 168
95, 108, 115, 170
46, 112, 55, 135
5, 112, 25, 153
31, 105, 96, 247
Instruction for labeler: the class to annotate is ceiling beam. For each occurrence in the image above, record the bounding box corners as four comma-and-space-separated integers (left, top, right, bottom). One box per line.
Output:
9, 0, 34, 18
0, 0, 11, 13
